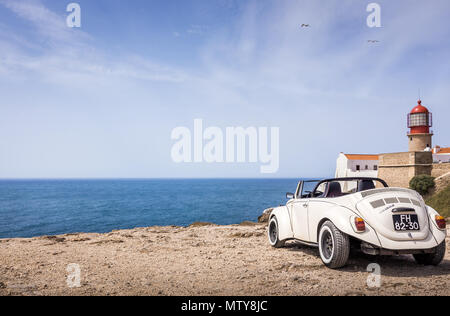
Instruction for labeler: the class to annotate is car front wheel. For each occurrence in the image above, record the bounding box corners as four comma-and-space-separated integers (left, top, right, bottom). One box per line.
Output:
268, 217, 285, 248
413, 241, 446, 266
318, 221, 350, 269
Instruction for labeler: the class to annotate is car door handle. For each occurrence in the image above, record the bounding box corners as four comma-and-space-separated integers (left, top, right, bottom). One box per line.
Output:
302, 202, 309, 207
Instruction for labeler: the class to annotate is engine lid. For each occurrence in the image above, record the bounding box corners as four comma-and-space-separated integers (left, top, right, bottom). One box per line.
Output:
355, 188, 429, 241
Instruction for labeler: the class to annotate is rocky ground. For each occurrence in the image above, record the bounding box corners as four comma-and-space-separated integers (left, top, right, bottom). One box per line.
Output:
0, 222, 448, 296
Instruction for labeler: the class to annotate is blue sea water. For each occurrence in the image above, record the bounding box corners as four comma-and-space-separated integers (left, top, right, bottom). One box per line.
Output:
0, 179, 302, 238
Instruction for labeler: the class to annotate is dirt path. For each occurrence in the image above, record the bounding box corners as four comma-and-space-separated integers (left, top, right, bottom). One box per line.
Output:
0, 223, 448, 296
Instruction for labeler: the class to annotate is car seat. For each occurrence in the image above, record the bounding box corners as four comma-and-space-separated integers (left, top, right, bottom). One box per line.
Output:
357, 180, 376, 192
324, 182, 343, 198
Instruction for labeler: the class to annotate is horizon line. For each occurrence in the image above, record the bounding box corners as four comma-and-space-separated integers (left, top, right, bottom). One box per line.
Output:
0, 177, 331, 180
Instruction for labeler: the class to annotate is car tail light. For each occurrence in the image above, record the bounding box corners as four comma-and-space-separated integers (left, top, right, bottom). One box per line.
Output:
435, 216, 446, 230
355, 217, 366, 232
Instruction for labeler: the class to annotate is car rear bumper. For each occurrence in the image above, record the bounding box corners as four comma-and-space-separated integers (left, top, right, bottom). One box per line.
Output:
375, 229, 444, 250
361, 242, 437, 256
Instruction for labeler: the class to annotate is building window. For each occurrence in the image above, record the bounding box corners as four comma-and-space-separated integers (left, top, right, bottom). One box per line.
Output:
374, 165, 378, 171
356, 165, 360, 171
365, 165, 369, 170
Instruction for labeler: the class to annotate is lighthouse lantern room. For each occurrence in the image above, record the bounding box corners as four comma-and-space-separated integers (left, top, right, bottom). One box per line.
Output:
407, 100, 433, 152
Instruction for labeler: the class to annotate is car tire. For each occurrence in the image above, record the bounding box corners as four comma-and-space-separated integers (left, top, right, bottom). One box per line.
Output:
413, 241, 446, 266
318, 221, 350, 269
268, 217, 285, 248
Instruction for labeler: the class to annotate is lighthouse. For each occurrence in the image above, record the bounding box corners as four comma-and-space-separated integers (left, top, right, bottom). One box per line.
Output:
407, 100, 433, 152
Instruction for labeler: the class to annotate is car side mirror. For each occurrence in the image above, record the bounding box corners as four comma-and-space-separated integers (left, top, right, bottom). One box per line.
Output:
286, 192, 295, 200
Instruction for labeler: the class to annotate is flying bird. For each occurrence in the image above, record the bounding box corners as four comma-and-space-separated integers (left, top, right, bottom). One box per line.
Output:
368, 40, 380, 43
301, 24, 310, 28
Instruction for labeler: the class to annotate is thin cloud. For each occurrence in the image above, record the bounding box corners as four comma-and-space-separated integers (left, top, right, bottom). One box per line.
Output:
0, 0, 89, 45
0, 0, 449, 178
0, 0, 189, 85
187, 24, 209, 35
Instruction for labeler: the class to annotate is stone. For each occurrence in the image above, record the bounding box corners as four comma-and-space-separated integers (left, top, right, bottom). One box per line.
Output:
258, 208, 274, 223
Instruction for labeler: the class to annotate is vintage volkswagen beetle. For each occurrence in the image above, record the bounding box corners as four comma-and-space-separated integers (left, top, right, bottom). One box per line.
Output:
268, 178, 447, 269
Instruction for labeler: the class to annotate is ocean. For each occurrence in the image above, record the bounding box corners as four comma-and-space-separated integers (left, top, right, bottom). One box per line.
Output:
0, 179, 303, 238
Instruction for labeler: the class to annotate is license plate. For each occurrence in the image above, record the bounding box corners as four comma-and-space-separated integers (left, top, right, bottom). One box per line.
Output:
393, 214, 420, 231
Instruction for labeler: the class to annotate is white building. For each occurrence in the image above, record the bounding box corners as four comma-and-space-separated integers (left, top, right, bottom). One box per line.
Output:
335, 153, 380, 192
336, 153, 379, 178
433, 146, 450, 163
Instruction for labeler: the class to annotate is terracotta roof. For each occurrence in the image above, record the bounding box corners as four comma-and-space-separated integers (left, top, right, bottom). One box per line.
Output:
344, 154, 379, 161
436, 147, 450, 154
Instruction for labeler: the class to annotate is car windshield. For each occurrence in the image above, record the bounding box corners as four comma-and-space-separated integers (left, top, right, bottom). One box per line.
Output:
300, 180, 321, 198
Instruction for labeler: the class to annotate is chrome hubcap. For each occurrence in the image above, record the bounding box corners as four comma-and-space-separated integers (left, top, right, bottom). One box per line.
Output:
269, 221, 277, 243
321, 231, 333, 259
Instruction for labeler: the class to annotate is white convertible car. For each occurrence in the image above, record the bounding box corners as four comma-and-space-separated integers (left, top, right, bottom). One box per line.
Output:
268, 177, 447, 269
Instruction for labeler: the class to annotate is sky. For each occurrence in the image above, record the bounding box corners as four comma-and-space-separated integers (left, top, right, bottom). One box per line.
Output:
0, 0, 449, 178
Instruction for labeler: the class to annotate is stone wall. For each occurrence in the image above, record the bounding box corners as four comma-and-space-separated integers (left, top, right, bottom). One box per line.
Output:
432, 163, 450, 178
414, 151, 434, 164
377, 165, 412, 188
378, 151, 433, 188
425, 172, 450, 199
379, 152, 411, 165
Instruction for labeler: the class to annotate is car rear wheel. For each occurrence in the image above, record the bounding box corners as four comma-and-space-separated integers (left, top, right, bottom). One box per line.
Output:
413, 241, 446, 266
268, 217, 285, 248
318, 221, 350, 269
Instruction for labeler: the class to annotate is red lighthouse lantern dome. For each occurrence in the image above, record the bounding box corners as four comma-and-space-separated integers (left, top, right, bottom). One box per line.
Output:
407, 100, 432, 134
411, 100, 429, 114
